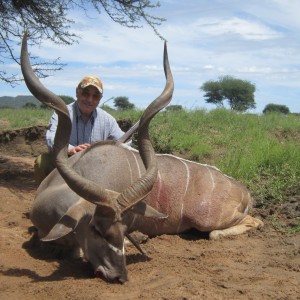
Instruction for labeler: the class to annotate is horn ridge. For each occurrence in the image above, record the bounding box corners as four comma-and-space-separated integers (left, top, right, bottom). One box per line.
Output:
118, 42, 174, 212
21, 32, 117, 212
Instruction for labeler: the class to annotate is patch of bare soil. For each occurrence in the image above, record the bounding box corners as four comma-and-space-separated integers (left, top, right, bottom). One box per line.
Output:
0, 127, 299, 300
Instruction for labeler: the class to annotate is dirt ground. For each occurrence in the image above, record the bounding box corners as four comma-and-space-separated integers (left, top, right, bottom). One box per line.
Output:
0, 127, 299, 300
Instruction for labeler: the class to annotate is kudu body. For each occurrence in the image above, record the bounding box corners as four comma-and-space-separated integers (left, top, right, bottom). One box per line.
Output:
21, 33, 263, 283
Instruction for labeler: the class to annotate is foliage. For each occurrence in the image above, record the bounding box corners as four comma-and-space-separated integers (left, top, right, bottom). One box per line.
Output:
40, 95, 75, 109
60, 95, 75, 105
263, 103, 290, 114
288, 218, 300, 234
200, 75, 256, 112
23, 102, 37, 109
114, 96, 135, 111
2, 107, 300, 208
100, 104, 115, 114
199, 81, 223, 107
165, 105, 183, 112
1, 0, 165, 85
109, 108, 143, 122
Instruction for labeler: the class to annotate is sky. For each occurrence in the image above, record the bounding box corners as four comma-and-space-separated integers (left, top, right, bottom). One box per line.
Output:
2, 0, 300, 113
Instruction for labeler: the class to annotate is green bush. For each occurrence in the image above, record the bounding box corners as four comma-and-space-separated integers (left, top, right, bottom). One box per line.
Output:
263, 103, 290, 114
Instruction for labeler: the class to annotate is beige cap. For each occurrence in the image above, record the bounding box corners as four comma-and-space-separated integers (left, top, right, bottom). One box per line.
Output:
78, 75, 103, 94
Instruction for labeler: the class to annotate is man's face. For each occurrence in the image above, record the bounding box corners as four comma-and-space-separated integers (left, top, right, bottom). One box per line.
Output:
76, 86, 102, 116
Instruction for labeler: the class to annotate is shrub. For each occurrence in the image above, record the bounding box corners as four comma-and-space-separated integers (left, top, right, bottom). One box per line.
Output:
263, 103, 290, 114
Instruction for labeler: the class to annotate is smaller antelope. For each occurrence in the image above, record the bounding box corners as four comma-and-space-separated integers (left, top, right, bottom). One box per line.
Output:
21, 32, 263, 283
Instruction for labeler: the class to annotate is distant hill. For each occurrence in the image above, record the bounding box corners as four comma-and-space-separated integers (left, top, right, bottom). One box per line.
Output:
0, 95, 41, 108
0, 95, 76, 108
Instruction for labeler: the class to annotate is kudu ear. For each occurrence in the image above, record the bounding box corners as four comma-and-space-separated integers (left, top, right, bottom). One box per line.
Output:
130, 202, 168, 219
42, 199, 92, 241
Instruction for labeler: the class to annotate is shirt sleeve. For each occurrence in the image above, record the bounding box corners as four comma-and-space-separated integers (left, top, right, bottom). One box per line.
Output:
93, 108, 125, 141
45, 111, 57, 151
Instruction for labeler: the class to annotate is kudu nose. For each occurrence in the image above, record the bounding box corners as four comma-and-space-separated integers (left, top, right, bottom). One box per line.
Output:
94, 268, 128, 283
117, 273, 128, 284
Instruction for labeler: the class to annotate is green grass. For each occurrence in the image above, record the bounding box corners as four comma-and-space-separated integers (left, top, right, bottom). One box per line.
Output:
0, 108, 52, 130
288, 219, 300, 234
1, 107, 300, 208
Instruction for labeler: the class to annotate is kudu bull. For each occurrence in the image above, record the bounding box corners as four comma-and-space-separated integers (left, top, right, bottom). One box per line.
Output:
21, 32, 263, 283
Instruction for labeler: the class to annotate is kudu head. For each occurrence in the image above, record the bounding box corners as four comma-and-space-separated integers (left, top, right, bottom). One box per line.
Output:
21, 32, 174, 282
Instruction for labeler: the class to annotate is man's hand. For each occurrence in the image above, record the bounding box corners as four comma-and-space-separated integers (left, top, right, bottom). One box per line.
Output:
68, 143, 91, 156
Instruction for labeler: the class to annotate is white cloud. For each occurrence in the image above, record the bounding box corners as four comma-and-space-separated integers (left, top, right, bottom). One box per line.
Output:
201, 17, 281, 40
1, 0, 300, 113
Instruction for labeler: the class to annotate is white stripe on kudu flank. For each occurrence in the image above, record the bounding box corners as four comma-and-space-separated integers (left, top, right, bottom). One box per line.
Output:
204, 166, 216, 227
238, 190, 244, 210
125, 156, 134, 183
176, 158, 190, 233
128, 151, 142, 178
206, 166, 216, 190
156, 171, 163, 202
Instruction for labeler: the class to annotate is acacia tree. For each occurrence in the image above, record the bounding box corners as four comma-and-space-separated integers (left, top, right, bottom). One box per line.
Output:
23, 102, 37, 109
114, 96, 135, 110
263, 103, 290, 114
201, 75, 256, 112
165, 104, 183, 112
200, 80, 224, 107
0, 0, 165, 85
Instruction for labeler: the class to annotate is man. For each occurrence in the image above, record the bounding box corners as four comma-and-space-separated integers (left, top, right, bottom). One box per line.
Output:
35, 75, 125, 184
